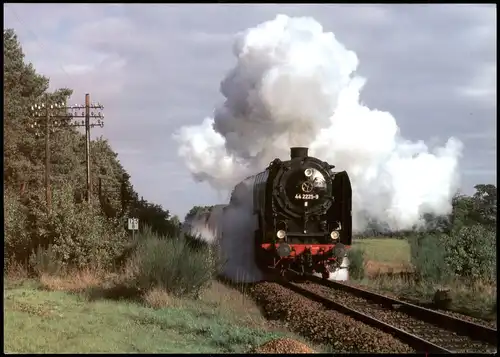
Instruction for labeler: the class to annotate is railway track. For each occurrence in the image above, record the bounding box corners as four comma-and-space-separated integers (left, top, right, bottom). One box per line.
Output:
274, 273, 497, 353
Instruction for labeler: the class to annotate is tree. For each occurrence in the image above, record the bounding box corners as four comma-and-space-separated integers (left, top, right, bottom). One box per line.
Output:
130, 199, 178, 237
3, 28, 179, 271
410, 185, 497, 283
450, 185, 497, 231
184, 205, 214, 224
472, 184, 497, 229
4, 28, 49, 190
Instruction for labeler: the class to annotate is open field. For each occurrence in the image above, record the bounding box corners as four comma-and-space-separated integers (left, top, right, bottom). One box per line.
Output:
4, 275, 320, 354
349, 238, 497, 322
353, 238, 412, 277
354, 238, 411, 264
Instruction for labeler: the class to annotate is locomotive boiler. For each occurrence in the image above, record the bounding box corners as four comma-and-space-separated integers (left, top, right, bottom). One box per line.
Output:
250, 147, 352, 280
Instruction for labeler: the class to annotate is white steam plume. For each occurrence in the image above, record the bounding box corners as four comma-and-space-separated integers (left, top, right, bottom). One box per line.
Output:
181, 189, 263, 283
218, 178, 263, 282
174, 14, 463, 231
182, 205, 225, 245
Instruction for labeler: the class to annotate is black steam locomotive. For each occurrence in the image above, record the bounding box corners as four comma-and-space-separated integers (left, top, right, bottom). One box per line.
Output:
252, 147, 352, 279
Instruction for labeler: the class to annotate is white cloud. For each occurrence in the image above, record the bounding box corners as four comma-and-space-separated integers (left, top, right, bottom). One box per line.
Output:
4, 4, 496, 218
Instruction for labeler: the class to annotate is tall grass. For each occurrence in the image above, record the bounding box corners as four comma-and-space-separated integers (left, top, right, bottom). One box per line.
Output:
125, 226, 219, 299
355, 235, 496, 319
29, 245, 63, 277
408, 233, 451, 283
347, 247, 365, 280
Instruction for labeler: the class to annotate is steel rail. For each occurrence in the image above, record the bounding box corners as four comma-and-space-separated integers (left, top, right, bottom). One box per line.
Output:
275, 277, 452, 353
305, 274, 497, 346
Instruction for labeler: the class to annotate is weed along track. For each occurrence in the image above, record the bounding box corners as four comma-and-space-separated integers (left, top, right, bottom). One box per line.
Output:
277, 274, 497, 353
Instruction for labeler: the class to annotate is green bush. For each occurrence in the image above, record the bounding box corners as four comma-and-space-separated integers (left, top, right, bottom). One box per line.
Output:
127, 229, 219, 299
35, 185, 128, 271
4, 189, 33, 268
442, 225, 496, 282
347, 247, 365, 280
408, 233, 451, 283
409, 224, 496, 284
4, 184, 128, 273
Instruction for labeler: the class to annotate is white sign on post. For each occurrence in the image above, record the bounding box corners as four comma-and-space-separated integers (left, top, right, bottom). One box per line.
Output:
128, 218, 139, 231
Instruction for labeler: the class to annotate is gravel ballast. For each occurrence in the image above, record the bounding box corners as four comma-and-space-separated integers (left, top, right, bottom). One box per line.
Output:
306, 282, 495, 353
249, 282, 414, 353
251, 338, 315, 353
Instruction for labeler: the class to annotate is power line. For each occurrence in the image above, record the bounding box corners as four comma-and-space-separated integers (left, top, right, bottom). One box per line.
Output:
29, 93, 105, 210
9, 8, 106, 206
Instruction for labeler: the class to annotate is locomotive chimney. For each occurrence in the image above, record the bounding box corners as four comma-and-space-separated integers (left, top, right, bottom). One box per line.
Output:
290, 147, 309, 159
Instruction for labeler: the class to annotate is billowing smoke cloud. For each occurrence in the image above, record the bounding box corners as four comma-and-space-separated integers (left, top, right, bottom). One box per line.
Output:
182, 185, 263, 283
182, 205, 225, 245
174, 14, 463, 231
218, 178, 263, 282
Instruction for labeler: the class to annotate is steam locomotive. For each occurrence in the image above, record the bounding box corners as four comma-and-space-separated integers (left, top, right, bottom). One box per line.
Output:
250, 147, 352, 280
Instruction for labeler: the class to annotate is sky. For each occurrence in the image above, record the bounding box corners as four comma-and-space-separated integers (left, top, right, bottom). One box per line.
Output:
3, 4, 496, 220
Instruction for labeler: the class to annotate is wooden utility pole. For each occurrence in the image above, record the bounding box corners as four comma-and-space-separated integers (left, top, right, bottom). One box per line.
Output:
29, 93, 104, 209
29, 94, 68, 211
67, 93, 104, 204
85, 94, 92, 203
44, 93, 51, 209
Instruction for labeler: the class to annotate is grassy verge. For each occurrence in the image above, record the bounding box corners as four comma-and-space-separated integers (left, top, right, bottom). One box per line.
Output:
5, 273, 325, 353
358, 274, 497, 320
5, 279, 277, 353
4, 230, 323, 353
350, 238, 497, 321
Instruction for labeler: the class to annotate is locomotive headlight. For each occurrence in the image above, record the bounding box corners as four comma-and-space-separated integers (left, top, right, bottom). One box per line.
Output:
330, 231, 340, 240
304, 168, 313, 177
276, 230, 286, 239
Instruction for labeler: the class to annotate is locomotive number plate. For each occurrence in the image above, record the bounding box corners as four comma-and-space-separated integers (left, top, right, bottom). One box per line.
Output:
295, 193, 319, 200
